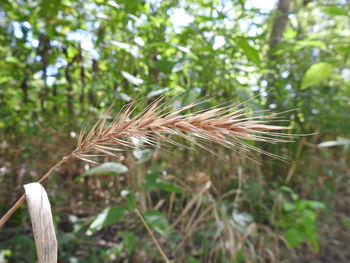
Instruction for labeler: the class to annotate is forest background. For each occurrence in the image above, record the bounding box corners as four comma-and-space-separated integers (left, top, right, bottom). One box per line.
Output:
0, 0, 349, 262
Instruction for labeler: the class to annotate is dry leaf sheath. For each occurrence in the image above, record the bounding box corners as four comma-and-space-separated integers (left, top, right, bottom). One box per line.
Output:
0, 99, 293, 227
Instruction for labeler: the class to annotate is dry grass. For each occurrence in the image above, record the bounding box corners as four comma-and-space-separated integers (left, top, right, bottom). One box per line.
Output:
73, 99, 293, 164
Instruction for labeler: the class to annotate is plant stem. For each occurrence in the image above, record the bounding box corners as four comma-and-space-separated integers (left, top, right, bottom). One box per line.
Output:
0, 195, 26, 228
0, 155, 72, 228
134, 208, 170, 263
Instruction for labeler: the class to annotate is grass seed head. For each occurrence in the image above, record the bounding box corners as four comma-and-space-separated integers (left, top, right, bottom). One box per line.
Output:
74, 99, 294, 163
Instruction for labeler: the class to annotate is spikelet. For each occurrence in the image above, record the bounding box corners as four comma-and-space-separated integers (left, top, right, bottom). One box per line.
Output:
73, 99, 294, 163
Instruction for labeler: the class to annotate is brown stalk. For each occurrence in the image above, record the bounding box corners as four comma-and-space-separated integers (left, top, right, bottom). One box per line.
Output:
0, 155, 72, 228
0, 99, 294, 228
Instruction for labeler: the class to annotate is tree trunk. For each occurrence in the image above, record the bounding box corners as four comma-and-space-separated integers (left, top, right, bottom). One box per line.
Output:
79, 46, 86, 112
65, 65, 74, 117
20, 76, 29, 104
38, 34, 51, 113
268, 0, 291, 61
52, 85, 58, 113
262, 0, 291, 177
266, 0, 291, 98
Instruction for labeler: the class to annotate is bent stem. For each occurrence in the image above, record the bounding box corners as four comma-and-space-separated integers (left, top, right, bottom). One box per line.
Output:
0, 155, 72, 228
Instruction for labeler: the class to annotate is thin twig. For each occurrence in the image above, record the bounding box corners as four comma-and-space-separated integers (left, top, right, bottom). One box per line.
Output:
0, 195, 26, 228
134, 208, 170, 263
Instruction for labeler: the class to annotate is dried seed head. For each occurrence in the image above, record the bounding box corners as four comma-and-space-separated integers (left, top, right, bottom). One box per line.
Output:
73, 99, 295, 163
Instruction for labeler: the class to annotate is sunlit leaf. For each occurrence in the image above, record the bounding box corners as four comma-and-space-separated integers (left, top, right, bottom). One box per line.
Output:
284, 27, 297, 40
121, 71, 144, 86
147, 88, 169, 98
116, 93, 132, 102
236, 37, 260, 65
111, 40, 130, 50
172, 60, 188, 73
321, 6, 349, 16
295, 40, 327, 50
172, 44, 191, 53
301, 62, 333, 89
108, 0, 120, 9
87, 206, 127, 235
111, 41, 139, 57
5, 57, 19, 64
318, 138, 350, 148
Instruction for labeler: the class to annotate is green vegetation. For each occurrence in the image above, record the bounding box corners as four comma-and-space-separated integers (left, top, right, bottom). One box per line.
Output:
0, 0, 349, 262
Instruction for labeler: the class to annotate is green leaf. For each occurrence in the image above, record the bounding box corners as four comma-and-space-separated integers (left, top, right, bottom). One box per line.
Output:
0, 249, 12, 262
143, 210, 169, 235
303, 209, 317, 221
158, 183, 182, 194
196, 15, 215, 23
143, 173, 158, 191
280, 186, 293, 192
236, 37, 260, 65
234, 250, 246, 263
187, 256, 200, 263
155, 59, 175, 73
295, 40, 327, 50
300, 200, 326, 210
335, 44, 350, 54
283, 202, 296, 211
321, 6, 349, 16
5, 56, 19, 64
301, 62, 333, 89
284, 228, 303, 248
143, 173, 183, 193
284, 27, 297, 40
121, 189, 137, 209
120, 231, 136, 254
83, 162, 128, 176
87, 206, 127, 235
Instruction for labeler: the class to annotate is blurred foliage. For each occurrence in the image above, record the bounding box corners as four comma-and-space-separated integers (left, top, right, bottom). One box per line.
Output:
0, 0, 350, 262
